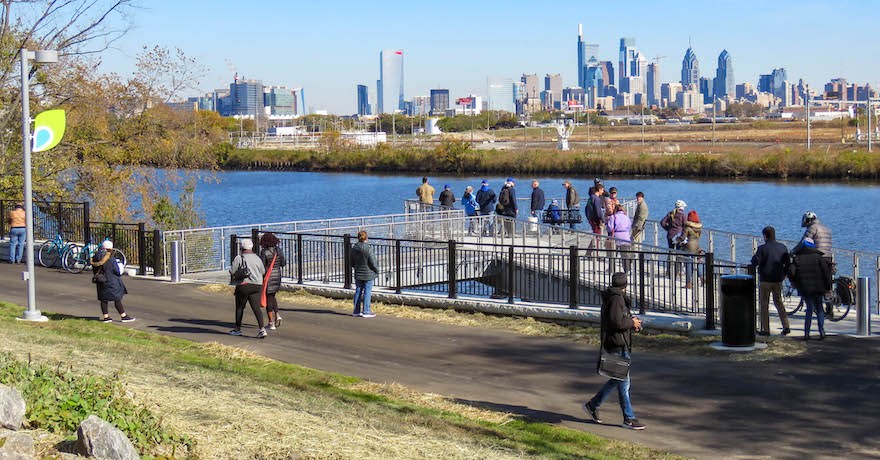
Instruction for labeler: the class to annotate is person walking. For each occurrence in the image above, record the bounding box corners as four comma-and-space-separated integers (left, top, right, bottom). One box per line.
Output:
439, 184, 456, 209
750, 226, 791, 336
563, 180, 580, 229
416, 177, 436, 210
530, 180, 546, 218
791, 237, 832, 340
583, 272, 645, 430
7, 204, 25, 264
630, 192, 648, 245
259, 232, 287, 330
682, 210, 703, 289
462, 185, 478, 235
476, 180, 496, 236
351, 230, 379, 318
91, 240, 134, 323
607, 204, 633, 272
229, 238, 267, 338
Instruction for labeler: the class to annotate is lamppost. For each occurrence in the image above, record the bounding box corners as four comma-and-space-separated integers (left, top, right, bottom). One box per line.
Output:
19, 47, 58, 322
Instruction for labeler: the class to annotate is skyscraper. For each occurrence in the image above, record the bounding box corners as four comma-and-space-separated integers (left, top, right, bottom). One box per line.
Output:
226, 78, 263, 117
599, 61, 614, 92
356, 84, 370, 116
487, 77, 515, 112
378, 49, 404, 114
771, 68, 787, 99
699, 77, 714, 104
545, 74, 563, 110
619, 37, 637, 79
681, 46, 700, 88
522, 74, 541, 113
429, 89, 450, 115
264, 86, 295, 116
758, 74, 773, 93
646, 63, 660, 106
577, 24, 585, 91
714, 50, 734, 99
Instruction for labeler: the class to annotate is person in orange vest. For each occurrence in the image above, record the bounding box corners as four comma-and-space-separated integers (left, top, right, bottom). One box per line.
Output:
7, 204, 26, 264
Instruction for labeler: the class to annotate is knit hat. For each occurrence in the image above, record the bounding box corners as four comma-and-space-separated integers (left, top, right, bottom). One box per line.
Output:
506, 177, 515, 184
481, 180, 489, 185
687, 210, 700, 223
551, 199, 559, 205
240, 238, 254, 250
102, 240, 113, 250
611, 272, 627, 288
803, 237, 816, 248
675, 200, 687, 209
444, 184, 451, 190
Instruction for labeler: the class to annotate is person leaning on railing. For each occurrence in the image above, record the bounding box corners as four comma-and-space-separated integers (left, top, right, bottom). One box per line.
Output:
6, 203, 25, 264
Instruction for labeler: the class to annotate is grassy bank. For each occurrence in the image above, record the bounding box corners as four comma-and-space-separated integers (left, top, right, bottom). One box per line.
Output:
224, 142, 880, 180
0, 302, 679, 460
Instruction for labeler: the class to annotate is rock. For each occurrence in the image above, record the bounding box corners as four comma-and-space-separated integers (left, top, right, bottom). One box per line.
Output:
74, 416, 139, 460
0, 430, 34, 457
0, 451, 34, 460
0, 386, 25, 431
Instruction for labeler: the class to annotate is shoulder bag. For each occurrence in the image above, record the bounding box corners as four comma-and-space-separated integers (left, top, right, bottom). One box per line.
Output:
230, 260, 251, 284
260, 251, 278, 308
91, 266, 107, 284
596, 321, 632, 381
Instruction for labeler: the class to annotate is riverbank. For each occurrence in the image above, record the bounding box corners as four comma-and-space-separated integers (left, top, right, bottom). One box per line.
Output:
223, 143, 880, 180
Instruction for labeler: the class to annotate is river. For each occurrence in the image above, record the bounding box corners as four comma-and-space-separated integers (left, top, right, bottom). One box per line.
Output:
193, 171, 879, 254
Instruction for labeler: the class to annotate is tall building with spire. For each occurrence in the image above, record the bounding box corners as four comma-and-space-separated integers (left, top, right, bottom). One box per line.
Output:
714, 50, 734, 98
681, 46, 700, 88
577, 24, 599, 90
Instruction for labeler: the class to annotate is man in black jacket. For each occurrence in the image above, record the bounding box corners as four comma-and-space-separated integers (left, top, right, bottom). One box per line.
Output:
583, 272, 646, 430
750, 226, 791, 336
529, 180, 545, 217
475, 180, 496, 236
792, 238, 832, 340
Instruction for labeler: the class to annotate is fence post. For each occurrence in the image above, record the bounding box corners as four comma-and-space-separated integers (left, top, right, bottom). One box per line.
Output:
111, 222, 118, 246
56, 202, 62, 240
729, 235, 736, 263
296, 233, 304, 284
251, 228, 260, 254
230, 234, 238, 267
170, 241, 182, 283
343, 234, 352, 289
705, 252, 716, 330
638, 252, 646, 315
569, 245, 578, 309
152, 229, 162, 276
0, 201, 5, 236
395, 239, 402, 294
82, 201, 90, 242
508, 245, 515, 304
448, 240, 457, 299
137, 222, 146, 275
857, 277, 871, 336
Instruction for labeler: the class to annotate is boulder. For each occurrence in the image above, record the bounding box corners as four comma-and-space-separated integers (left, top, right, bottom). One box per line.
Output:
0, 430, 34, 457
0, 386, 25, 431
0, 452, 34, 460
74, 416, 138, 460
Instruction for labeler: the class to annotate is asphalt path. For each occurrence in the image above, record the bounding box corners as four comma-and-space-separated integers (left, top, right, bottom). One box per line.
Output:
1, 264, 878, 460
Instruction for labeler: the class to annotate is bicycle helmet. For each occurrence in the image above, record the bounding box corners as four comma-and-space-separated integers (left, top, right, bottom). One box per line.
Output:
801, 211, 817, 228
675, 200, 687, 209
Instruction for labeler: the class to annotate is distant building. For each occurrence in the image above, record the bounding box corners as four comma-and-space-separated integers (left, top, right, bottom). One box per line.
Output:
430, 89, 450, 115
187, 95, 215, 111
521, 74, 541, 113
714, 50, 734, 99
487, 77, 515, 112
455, 95, 482, 115
408, 95, 430, 116
619, 37, 637, 79
540, 90, 557, 111
378, 49, 404, 114
264, 86, 295, 117
661, 82, 682, 108
357, 84, 370, 116
545, 74, 563, 109
736, 83, 755, 99
677, 87, 703, 113
513, 81, 525, 115
222, 78, 263, 117
771, 68, 787, 100
699, 77, 714, 104
562, 86, 586, 108
825, 78, 847, 100
576, 25, 599, 90
599, 61, 614, 92
167, 101, 198, 112
758, 74, 773, 94
681, 47, 700, 88
646, 63, 660, 106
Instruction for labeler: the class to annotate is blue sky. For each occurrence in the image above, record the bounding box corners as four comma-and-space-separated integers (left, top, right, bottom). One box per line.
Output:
100, 0, 879, 114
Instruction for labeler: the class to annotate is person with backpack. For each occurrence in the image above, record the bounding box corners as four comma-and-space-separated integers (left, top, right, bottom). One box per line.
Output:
660, 200, 687, 250
791, 237, 832, 340
229, 238, 267, 338
7, 203, 26, 264
476, 180, 496, 235
259, 232, 287, 330
563, 180, 579, 229
582, 272, 646, 430
750, 226, 791, 336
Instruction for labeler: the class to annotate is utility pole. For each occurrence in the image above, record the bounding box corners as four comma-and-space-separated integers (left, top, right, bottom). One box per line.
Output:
806, 88, 811, 150
868, 99, 873, 152
712, 99, 716, 144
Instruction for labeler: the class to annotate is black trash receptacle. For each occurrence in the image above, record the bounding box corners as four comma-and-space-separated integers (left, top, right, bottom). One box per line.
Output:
720, 274, 756, 347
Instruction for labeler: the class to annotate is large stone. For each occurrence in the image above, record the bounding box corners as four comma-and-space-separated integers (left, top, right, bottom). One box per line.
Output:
74, 416, 139, 460
0, 386, 25, 431
0, 452, 34, 460
0, 430, 34, 457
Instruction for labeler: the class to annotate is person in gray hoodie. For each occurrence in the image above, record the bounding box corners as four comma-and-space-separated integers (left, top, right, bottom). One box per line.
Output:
229, 238, 267, 338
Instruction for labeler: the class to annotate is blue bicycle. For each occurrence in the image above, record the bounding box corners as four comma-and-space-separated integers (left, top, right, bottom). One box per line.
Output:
62, 238, 127, 274
38, 233, 77, 268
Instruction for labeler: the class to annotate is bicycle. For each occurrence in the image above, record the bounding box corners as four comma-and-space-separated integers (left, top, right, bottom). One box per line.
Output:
62, 238, 127, 274
783, 277, 853, 322
38, 233, 77, 268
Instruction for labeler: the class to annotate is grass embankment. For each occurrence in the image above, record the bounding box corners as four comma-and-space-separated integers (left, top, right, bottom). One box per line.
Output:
0, 302, 679, 460
224, 142, 880, 180
200, 285, 807, 363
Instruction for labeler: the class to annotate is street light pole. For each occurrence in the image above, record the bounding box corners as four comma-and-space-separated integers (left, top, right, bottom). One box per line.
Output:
806, 88, 811, 150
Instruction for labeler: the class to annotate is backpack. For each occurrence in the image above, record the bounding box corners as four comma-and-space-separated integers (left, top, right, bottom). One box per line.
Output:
836, 276, 856, 305
498, 187, 511, 206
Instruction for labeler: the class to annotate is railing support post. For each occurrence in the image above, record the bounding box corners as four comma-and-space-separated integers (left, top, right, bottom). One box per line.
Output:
296, 233, 304, 284
82, 201, 91, 243
569, 245, 578, 309
508, 245, 515, 304
152, 229, 162, 276
343, 234, 352, 289
230, 234, 238, 267
170, 240, 182, 283
251, 228, 260, 254
448, 240, 457, 299
395, 239, 402, 294
638, 252, 646, 315
705, 252, 716, 330
137, 222, 147, 275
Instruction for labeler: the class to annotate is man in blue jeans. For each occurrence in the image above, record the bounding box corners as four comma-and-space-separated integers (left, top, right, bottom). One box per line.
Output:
7, 204, 26, 264
583, 272, 646, 430
350, 230, 379, 318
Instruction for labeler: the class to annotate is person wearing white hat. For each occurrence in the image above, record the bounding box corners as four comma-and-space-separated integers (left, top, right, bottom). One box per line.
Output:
660, 200, 688, 250
91, 240, 134, 323
228, 238, 268, 338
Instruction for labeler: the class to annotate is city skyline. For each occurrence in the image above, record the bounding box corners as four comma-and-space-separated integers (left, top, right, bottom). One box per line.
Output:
99, 0, 880, 113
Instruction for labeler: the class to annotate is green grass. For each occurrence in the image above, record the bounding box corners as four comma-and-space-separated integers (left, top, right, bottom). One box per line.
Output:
0, 302, 680, 460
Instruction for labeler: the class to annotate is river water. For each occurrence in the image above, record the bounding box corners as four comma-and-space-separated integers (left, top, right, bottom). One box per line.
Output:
194, 171, 879, 254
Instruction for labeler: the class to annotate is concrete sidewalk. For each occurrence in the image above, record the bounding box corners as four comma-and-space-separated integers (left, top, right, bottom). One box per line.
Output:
1, 263, 879, 459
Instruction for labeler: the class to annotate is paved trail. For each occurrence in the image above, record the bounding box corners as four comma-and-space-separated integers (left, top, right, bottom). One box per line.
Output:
1, 264, 878, 459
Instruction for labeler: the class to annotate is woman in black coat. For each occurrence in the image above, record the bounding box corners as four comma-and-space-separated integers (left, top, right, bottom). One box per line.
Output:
259, 232, 287, 329
92, 240, 134, 323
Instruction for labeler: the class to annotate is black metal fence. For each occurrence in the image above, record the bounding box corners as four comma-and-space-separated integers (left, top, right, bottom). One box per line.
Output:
232, 229, 750, 329
1, 200, 90, 242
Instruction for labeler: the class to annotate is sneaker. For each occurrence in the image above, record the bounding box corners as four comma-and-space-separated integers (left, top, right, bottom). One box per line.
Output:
623, 418, 646, 430
275, 316, 282, 328
361, 313, 376, 318
229, 329, 242, 336
257, 329, 268, 339
100, 317, 113, 323
582, 401, 602, 424
352, 312, 362, 317
267, 323, 276, 330
757, 331, 770, 337
781, 328, 791, 335
120, 316, 136, 323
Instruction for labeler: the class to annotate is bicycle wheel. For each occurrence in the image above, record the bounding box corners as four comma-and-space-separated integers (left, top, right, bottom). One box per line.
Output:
783, 281, 803, 315
61, 244, 79, 272
38, 241, 58, 267
66, 246, 89, 274
826, 301, 851, 322
112, 249, 128, 268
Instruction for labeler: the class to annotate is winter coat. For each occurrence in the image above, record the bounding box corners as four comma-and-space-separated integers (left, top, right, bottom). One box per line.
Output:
660, 208, 687, 243
750, 240, 790, 283
92, 249, 127, 302
683, 221, 702, 254
547, 204, 562, 223
351, 241, 379, 281
7, 208, 25, 228
498, 185, 517, 217
586, 193, 606, 224
475, 186, 496, 215
601, 287, 635, 353
631, 200, 648, 231
229, 252, 265, 286
416, 183, 436, 205
260, 247, 287, 294
607, 211, 632, 243
565, 186, 579, 208
530, 187, 546, 214
439, 189, 456, 208
462, 192, 478, 216
796, 220, 833, 257
791, 246, 832, 295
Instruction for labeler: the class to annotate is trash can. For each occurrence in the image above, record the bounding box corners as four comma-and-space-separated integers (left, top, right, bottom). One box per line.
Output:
720, 274, 756, 347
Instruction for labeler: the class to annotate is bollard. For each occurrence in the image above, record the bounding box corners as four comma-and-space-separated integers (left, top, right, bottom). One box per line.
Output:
170, 240, 181, 283
857, 277, 871, 336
